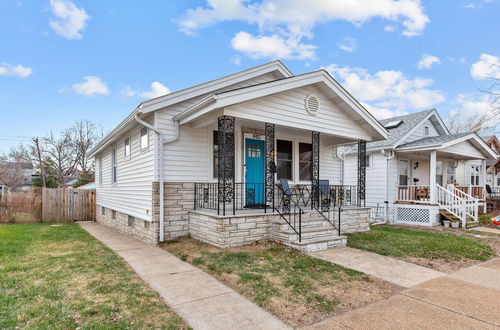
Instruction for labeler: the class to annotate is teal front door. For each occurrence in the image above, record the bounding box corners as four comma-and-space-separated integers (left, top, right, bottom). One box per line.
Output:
245, 138, 265, 207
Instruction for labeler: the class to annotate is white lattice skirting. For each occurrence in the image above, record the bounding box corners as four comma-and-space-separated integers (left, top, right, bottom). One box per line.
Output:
392, 205, 439, 226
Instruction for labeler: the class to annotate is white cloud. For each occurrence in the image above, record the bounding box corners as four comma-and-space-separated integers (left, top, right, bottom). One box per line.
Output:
120, 85, 137, 98
471, 53, 500, 80
49, 0, 90, 40
231, 55, 242, 65
139, 82, 170, 99
326, 64, 445, 116
361, 102, 408, 120
179, 0, 429, 37
72, 76, 109, 96
417, 54, 441, 70
178, 0, 429, 60
0, 63, 33, 78
231, 32, 316, 59
338, 37, 356, 52
384, 25, 396, 32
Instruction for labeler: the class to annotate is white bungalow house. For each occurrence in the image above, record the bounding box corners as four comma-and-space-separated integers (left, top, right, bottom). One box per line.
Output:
343, 109, 497, 228
89, 61, 388, 252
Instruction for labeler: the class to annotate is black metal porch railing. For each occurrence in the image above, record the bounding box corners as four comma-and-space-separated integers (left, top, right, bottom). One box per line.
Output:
194, 182, 271, 215
274, 183, 304, 242
193, 182, 358, 241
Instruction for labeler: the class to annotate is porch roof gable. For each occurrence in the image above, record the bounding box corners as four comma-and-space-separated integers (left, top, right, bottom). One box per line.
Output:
173, 70, 388, 141
396, 132, 498, 159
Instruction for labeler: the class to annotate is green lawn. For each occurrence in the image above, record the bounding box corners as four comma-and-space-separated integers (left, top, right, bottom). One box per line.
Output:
0, 223, 188, 329
347, 226, 494, 262
162, 238, 400, 327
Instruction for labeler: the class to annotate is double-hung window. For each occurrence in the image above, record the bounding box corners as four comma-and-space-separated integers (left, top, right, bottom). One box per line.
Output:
140, 127, 149, 150
298, 142, 312, 181
471, 165, 480, 186
277, 140, 293, 180
111, 148, 117, 184
98, 157, 103, 186
124, 137, 131, 159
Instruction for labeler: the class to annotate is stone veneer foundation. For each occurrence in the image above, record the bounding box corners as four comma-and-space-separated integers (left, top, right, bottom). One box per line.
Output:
96, 182, 372, 248
339, 207, 371, 234
96, 205, 159, 245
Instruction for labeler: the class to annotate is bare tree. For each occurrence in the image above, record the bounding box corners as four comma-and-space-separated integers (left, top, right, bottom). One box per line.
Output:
70, 120, 99, 174
446, 109, 499, 136
43, 130, 79, 182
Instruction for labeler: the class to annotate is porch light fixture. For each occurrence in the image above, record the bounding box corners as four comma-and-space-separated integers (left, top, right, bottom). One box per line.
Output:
414, 162, 420, 170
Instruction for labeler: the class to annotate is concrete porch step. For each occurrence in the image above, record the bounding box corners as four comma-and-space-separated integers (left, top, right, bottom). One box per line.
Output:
465, 221, 480, 229
282, 235, 347, 253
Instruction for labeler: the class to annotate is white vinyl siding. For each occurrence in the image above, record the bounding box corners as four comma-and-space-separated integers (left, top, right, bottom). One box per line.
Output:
442, 140, 485, 159
98, 157, 103, 186
344, 152, 388, 207
95, 122, 155, 221
224, 85, 372, 141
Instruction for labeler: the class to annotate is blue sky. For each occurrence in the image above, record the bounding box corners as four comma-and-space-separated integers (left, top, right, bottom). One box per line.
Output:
1, 0, 499, 153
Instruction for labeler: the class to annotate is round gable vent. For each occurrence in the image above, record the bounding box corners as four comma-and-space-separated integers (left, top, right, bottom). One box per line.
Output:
305, 94, 319, 116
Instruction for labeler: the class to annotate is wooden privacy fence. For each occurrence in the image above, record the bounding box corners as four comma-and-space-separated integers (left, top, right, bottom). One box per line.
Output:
0, 188, 95, 223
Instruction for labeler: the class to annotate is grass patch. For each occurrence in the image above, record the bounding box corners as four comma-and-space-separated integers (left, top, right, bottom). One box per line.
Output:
162, 238, 400, 327
348, 226, 494, 263
0, 223, 189, 329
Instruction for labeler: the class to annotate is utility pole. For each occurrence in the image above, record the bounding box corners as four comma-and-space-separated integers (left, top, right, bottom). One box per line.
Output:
33, 137, 46, 188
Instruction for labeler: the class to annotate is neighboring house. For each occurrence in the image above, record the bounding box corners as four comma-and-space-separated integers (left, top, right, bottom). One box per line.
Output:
344, 109, 497, 228
482, 136, 500, 188
0, 162, 34, 192
89, 61, 388, 251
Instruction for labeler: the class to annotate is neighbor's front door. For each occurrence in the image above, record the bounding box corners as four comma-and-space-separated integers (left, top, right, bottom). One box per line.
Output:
245, 138, 265, 207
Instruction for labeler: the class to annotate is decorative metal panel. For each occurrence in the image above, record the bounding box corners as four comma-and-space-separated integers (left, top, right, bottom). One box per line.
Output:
357, 140, 366, 207
217, 116, 235, 214
311, 131, 320, 208
264, 123, 275, 205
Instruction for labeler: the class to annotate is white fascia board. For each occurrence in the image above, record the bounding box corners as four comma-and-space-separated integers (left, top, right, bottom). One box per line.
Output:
139, 61, 293, 113
177, 70, 388, 141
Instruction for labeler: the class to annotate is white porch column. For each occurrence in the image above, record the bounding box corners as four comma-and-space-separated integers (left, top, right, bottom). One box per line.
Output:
429, 151, 437, 203
481, 159, 487, 186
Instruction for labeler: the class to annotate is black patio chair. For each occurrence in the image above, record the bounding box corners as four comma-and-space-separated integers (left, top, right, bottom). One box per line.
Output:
486, 184, 492, 197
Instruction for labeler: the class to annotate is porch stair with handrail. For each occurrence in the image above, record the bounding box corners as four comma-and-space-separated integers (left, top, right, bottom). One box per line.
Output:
436, 184, 480, 229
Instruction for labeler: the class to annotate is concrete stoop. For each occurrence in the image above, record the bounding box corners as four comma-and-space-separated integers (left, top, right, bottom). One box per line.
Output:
273, 210, 347, 252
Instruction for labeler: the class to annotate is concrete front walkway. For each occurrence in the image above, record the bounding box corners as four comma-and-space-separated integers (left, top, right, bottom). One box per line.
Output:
470, 226, 500, 235
304, 257, 500, 330
80, 222, 289, 330
310, 247, 444, 288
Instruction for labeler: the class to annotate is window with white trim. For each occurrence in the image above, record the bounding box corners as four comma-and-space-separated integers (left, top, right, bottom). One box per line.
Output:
140, 127, 149, 150
277, 139, 293, 180
299, 142, 312, 181
124, 137, 131, 159
471, 165, 480, 185
111, 148, 117, 184
98, 157, 103, 186
424, 126, 429, 136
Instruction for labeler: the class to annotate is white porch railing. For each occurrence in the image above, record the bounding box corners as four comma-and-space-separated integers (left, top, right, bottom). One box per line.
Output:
397, 185, 430, 203
436, 184, 479, 228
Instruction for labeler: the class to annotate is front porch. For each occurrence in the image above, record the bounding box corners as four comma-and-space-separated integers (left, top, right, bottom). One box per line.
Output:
392, 147, 488, 228
182, 113, 372, 251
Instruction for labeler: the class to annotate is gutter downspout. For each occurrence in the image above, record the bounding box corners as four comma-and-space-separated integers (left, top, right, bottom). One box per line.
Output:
134, 111, 180, 243
382, 149, 395, 221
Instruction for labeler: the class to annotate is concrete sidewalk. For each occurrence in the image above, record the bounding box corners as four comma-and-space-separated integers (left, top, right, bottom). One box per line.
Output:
305, 258, 500, 330
310, 247, 444, 288
80, 222, 289, 330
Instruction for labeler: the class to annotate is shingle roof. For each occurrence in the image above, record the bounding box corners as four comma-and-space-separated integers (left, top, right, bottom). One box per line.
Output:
365, 109, 434, 149
397, 132, 471, 149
